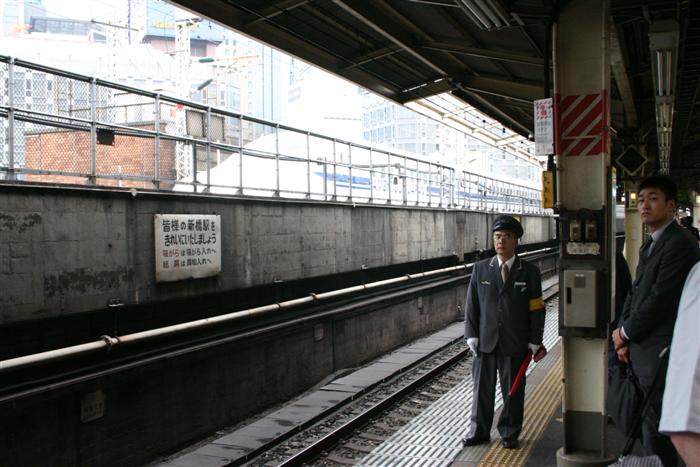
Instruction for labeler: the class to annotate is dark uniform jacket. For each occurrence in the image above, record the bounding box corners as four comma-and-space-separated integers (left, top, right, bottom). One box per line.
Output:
619, 221, 700, 384
464, 255, 545, 356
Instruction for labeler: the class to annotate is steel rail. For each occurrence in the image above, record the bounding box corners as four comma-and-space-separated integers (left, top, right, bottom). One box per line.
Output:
0, 270, 465, 372
0, 273, 466, 404
0, 247, 556, 374
278, 345, 471, 467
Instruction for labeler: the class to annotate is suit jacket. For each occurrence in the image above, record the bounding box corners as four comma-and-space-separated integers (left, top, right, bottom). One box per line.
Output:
620, 221, 700, 384
464, 255, 545, 356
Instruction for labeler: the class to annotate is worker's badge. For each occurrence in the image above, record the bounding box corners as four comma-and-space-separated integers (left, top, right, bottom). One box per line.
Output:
514, 281, 527, 291
480, 280, 491, 285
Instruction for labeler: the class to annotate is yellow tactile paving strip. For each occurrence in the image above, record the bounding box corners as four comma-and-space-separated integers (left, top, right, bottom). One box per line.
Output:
360, 292, 561, 466
478, 358, 563, 467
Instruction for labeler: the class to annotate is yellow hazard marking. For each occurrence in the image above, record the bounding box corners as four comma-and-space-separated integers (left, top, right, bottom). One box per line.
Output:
529, 297, 544, 312
478, 358, 563, 467
542, 171, 555, 209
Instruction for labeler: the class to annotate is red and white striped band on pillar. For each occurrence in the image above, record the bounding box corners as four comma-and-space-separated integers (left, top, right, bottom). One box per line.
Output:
554, 91, 608, 157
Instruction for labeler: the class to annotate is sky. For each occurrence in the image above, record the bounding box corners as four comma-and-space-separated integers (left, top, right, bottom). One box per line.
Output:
43, 0, 124, 22
6, 0, 540, 185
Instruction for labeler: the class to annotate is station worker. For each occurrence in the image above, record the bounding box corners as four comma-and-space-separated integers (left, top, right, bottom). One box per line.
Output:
462, 215, 545, 450
613, 175, 700, 467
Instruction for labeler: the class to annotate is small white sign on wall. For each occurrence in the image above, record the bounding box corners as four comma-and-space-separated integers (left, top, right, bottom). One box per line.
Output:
154, 214, 221, 282
534, 98, 554, 156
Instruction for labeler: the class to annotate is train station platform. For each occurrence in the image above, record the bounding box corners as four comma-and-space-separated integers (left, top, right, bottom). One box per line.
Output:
365, 275, 649, 467
450, 342, 645, 467
153, 272, 658, 467
152, 276, 650, 467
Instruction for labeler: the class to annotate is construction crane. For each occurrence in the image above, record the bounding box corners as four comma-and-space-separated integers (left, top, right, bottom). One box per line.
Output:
174, 14, 201, 181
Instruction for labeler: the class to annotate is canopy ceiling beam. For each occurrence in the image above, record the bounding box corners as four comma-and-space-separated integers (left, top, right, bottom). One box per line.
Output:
420, 40, 544, 66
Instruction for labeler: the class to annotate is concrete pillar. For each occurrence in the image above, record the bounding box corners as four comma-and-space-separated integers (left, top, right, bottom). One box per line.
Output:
554, 1, 616, 465
623, 181, 643, 277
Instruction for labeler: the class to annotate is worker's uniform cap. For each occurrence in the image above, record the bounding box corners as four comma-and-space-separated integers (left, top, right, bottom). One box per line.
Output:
492, 215, 523, 238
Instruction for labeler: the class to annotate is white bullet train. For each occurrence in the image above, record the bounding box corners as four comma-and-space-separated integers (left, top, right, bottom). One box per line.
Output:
175, 132, 546, 214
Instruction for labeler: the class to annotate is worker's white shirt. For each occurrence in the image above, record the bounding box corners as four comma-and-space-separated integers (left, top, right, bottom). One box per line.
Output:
660, 261, 700, 434
497, 255, 515, 271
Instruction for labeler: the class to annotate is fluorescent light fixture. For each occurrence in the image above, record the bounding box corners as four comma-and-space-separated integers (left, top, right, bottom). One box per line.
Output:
652, 48, 675, 97
649, 20, 679, 174
457, 0, 510, 30
656, 102, 672, 129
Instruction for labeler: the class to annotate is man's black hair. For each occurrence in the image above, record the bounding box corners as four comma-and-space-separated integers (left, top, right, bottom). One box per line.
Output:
638, 174, 678, 202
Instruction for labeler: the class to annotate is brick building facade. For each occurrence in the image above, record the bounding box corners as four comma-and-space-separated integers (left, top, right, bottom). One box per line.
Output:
24, 122, 176, 189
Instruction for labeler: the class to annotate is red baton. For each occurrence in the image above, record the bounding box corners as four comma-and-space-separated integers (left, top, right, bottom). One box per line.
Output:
508, 346, 547, 397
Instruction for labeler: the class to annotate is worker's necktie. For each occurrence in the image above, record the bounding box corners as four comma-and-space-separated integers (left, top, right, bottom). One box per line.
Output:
501, 262, 509, 284
640, 237, 654, 258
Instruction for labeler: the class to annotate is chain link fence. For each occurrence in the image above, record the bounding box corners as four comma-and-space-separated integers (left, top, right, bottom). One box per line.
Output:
0, 55, 545, 213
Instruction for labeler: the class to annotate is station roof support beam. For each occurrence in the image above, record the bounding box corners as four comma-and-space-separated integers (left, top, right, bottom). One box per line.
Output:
329, 0, 534, 136
554, 1, 617, 465
420, 39, 545, 67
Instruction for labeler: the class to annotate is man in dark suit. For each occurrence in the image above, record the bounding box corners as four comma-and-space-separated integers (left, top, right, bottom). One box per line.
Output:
462, 215, 545, 449
613, 175, 700, 467
608, 252, 632, 377
680, 216, 699, 242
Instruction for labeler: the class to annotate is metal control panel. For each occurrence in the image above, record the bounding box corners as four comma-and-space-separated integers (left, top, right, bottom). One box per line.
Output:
562, 269, 597, 328
560, 208, 606, 258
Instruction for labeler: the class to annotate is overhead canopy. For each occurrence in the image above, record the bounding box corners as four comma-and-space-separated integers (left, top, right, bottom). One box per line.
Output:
170, 0, 700, 190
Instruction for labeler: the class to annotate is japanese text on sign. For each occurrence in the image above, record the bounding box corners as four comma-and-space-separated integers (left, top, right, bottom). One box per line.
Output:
154, 214, 221, 282
534, 98, 554, 156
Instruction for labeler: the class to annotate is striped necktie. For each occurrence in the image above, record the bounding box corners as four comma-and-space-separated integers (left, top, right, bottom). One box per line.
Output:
501, 262, 509, 284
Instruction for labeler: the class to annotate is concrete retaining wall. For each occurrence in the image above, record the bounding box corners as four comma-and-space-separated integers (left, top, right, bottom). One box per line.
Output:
0, 184, 554, 325
0, 282, 465, 467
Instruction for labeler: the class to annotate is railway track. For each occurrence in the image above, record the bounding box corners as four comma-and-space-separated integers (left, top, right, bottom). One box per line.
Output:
243, 287, 559, 467
1, 247, 558, 467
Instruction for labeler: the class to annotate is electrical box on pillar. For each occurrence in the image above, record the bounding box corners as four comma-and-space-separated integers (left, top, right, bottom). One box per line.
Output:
560, 209, 605, 255
563, 270, 597, 327
558, 207, 610, 337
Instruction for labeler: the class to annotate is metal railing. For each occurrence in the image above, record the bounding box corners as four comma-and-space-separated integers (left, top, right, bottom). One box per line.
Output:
0, 55, 545, 213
